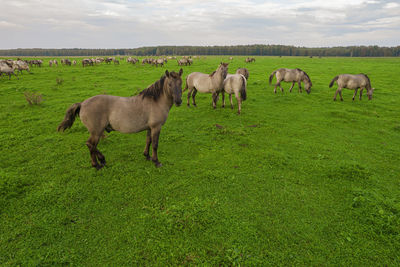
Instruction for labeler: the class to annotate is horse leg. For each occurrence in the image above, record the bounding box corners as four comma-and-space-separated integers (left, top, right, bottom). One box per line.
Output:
298, 82, 302, 93
192, 89, 197, 107
277, 81, 284, 93
222, 91, 225, 108
274, 83, 278, 94
86, 134, 103, 170
150, 126, 162, 167
143, 129, 151, 160
352, 88, 358, 101
289, 82, 295, 92
187, 88, 192, 107
229, 94, 233, 109
235, 93, 241, 115
333, 88, 341, 101
359, 88, 363, 100
212, 92, 218, 109
339, 89, 344, 101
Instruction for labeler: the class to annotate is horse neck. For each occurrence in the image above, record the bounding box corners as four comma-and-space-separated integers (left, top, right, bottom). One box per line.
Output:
159, 82, 174, 109
211, 68, 225, 87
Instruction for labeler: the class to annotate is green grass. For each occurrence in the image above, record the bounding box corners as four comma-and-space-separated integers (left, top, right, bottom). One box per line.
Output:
1, 56, 400, 265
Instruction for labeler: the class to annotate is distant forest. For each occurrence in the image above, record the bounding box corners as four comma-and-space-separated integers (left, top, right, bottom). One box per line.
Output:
1, 45, 400, 57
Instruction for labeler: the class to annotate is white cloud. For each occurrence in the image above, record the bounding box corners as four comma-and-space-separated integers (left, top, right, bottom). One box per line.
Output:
0, 0, 399, 48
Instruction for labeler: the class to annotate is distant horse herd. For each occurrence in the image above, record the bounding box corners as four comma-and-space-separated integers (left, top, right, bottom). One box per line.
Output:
52, 57, 376, 169
0, 56, 375, 169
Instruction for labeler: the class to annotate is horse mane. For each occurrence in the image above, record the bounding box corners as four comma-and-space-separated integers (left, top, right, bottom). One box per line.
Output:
296, 68, 311, 82
139, 75, 166, 100
209, 71, 216, 77
360, 73, 371, 84
360, 73, 372, 89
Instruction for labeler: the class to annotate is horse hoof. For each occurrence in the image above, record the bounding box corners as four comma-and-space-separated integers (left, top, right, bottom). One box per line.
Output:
155, 162, 162, 168
93, 164, 103, 170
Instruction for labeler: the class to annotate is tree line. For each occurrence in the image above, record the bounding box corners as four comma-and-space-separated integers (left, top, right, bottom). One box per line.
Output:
1, 45, 399, 57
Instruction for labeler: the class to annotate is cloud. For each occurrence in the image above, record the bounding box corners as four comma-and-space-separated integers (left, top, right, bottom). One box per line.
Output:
0, 0, 399, 48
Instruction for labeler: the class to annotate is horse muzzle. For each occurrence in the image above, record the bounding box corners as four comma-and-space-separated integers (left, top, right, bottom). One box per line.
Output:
175, 99, 182, 107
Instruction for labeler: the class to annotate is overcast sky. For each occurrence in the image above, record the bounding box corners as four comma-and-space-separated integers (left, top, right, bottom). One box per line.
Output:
1, 0, 399, 49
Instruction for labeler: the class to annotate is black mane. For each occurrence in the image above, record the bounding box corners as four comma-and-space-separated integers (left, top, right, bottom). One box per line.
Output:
139, 75, 166, 100
297, 68, 311, 82
360, 73, 371, 84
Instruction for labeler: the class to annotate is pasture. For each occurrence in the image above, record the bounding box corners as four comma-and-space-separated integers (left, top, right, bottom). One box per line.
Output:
1, 56, 399, 265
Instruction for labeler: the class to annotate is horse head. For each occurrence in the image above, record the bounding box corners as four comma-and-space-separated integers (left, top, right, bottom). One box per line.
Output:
367, 87, 374, 100
219, 62, 229, 79
165, 69, 183, 106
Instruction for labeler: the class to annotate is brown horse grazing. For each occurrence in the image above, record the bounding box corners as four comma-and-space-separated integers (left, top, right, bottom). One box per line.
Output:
58, 69, 183, 169
329, 74, 374, 101
269, 68, 312, 94
185, 63, 229, 108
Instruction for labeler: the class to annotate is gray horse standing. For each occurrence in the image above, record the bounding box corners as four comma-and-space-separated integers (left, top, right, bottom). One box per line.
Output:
222, 74, 247, 114
329, 74, 374, 101
269, 68, 312, 94
58, 69, 184, 169
185, 63, 229, 108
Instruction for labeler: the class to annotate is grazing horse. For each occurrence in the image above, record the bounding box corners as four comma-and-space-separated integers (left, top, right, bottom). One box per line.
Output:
222, 74, 247, 114
269, 68, 312, 94
329, 74, 374, 101
0, 63, 18, 79
185, 63, 229, 108
57, 69, 184, 169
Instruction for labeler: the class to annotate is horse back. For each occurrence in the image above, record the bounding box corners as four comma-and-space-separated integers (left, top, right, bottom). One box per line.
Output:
338, 74, 369, 89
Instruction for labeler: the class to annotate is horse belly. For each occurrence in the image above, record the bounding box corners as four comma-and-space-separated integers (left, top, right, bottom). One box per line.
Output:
194, 79, 213, 93
109, 108, 148, 134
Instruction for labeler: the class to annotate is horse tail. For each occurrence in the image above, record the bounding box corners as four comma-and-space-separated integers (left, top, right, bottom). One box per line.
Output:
269, 70, 277, 85
239, 74, 247, 101
183, 76, 189, 92
329, 76, 339, 88
57, 103, 81, 132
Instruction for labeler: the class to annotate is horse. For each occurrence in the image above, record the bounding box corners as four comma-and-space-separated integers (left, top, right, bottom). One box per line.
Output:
269, 68, 312, 94
0, 62, 18, 79
222, 73, 247, 114
184, 63, 229, 108
236, 68, 249, 80
154, 58, 165, 67
329, 74, 374, 101
57, 69, 183, 169
245, 57, 255, 63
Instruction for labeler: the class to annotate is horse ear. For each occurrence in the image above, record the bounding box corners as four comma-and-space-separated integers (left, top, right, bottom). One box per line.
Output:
165, 70, 170, 77
179, 68, 183, 76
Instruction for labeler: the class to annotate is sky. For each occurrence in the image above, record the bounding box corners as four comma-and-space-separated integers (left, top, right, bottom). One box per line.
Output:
1, 0, 399, 49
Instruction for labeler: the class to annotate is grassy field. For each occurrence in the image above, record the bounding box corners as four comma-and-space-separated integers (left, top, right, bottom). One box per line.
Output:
1, 56, 399, 265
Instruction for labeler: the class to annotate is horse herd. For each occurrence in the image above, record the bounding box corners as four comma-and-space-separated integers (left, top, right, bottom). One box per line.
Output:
57, 61, 375, 169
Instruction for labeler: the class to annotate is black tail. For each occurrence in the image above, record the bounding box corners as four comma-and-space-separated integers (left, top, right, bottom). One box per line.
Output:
183, 76, 188, 92
329, 76, 339, 88
239, 75, 247, 101
57, 103, 81, 132
269, 70, 277, 85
